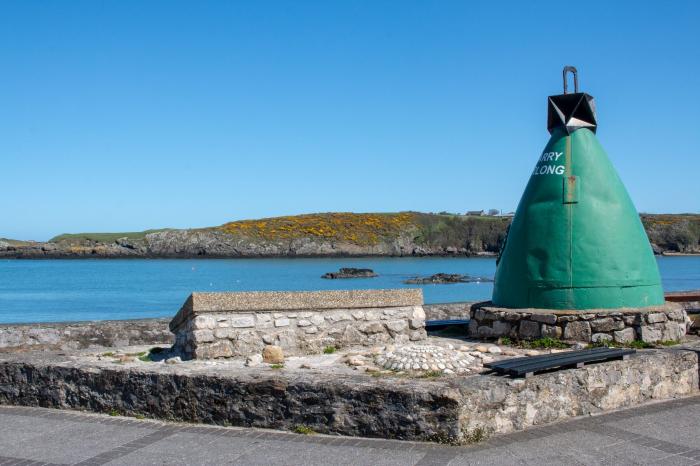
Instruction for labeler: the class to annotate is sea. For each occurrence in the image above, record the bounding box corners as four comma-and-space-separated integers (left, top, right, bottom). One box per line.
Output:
0, 256, 698, 324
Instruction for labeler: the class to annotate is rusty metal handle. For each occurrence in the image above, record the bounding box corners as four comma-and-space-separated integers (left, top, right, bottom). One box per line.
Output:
563, 66, 578, 94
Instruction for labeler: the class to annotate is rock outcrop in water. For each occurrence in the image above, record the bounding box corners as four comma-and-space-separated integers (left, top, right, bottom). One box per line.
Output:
321, 268, 378, 279
403, 273, 492, 284
1, 212, 697, 259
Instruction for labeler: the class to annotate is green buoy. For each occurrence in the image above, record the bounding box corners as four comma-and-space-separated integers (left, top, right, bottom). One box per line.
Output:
492, 67, 664, 310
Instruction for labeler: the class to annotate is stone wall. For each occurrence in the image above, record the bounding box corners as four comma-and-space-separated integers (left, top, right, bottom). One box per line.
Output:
170, 289, 427, 359
469, 302, 688, 344
0, 348, 696, 441
423, 302, 473, 321
0, 319, 172, 352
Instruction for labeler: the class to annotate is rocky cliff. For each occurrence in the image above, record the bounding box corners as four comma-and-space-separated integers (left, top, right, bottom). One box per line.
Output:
1, 212, 698, 259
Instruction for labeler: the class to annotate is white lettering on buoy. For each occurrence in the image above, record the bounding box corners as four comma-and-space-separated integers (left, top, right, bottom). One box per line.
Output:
538, 152, 563, 162
532, 151, 565, 176
532, 164, 565, 176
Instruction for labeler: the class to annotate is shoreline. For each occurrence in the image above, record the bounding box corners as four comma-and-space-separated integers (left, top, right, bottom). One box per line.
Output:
0, 252, 500, 260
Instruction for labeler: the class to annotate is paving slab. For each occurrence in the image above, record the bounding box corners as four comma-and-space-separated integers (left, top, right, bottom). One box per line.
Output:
1, 396, 700, 466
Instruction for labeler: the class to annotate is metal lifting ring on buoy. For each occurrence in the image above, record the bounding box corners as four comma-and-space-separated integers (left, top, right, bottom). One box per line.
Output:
563, 66, 578, 94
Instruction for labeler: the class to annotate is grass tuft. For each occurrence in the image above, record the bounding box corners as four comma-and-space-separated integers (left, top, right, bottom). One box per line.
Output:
322, 346, 337, 354
292, 425, 316, 435
521, 337, 569, 349
464, 426, 492, 444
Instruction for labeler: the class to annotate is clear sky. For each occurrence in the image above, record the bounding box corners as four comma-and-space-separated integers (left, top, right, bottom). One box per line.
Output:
2, 1, 698, 241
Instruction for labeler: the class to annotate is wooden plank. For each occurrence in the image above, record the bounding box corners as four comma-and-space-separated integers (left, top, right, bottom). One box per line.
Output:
506, 349, 635, 376
483, 347, 612, 370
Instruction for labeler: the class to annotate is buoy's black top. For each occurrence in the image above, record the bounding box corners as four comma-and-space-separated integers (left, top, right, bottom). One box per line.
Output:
547, 66, 597, 134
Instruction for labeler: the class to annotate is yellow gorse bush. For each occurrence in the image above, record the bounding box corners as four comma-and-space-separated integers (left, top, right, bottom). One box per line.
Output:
220, 213, 417, 246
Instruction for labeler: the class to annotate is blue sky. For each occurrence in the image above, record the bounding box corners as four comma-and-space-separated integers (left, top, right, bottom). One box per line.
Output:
2, 1, 698, 241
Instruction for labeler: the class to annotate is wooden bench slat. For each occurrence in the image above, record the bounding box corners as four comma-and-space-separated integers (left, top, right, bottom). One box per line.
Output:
483, 347, 612, 370
506, 349, 635, 376
484, 347, 636, 378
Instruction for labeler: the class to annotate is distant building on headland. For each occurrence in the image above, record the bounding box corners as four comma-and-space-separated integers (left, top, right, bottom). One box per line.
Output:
464, 209, 514, 217
465, 210, 486, 216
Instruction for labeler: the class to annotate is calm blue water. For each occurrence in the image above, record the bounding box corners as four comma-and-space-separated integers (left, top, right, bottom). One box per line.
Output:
0, 256, 698, 324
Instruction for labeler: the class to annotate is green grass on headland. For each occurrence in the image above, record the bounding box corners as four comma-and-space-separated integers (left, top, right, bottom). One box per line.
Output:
50, 229, 170, 243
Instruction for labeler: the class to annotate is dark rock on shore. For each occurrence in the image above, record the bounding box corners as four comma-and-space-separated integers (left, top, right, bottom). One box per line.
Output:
404, 273, 493, 284
321, 268, 378, 279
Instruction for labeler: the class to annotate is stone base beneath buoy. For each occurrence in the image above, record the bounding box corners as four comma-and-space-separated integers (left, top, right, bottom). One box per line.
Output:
469, 301, 689, 344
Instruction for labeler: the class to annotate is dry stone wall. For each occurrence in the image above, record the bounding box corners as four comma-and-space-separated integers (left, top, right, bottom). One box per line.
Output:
469, 302, 689, 344
0, 318, 172, 352
170, 290, 427, 359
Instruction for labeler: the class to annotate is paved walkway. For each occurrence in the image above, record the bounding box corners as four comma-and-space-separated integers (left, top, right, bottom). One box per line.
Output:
1, 397, 699, 466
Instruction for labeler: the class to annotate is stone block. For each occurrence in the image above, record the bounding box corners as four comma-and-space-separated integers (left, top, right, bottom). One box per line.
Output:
478, 326, 495, 338
296, 319, 312, 327
274, 318, 290, 327
193, 316, 215, 330
216, 317, 229, 328
213, 328, 235, 339
409, 330, 426, 341
613, 327, 635, 344
231, 316, 255, 328
412, 306, 426, 321
275, 331, 296, 348
200, 340, 234, 358
492, 320, 512, 337
328, 311, 352, 322
591, 333, 613, 344
503, 312, 523, 322
192, 330, 215, 343
475, 309, 498, 321
623, 314, 642, 325
310, 315, 325, 326
639, 325, 663, 343
409, 319, 424, 330
304, 326, 318, 334
518, 320, 541, 339
468, 319, 478, 337
563, 321, 591, 342
541, 324, 562, 339
255, 314, 273, 329
590, 318, 616, 332
342, 324, 363, 342
262, 345, 284, 364
661, 322, 685, 341
359, 322, 385, 334
385, 320, 408, 334
647, 313, 667, 324
667, 309, 685, 321
351, 310, 365, 320
531, 314, 557, 325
